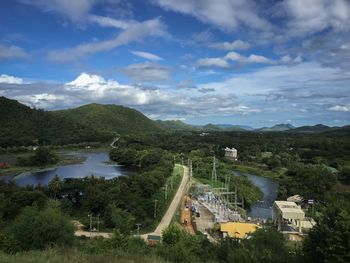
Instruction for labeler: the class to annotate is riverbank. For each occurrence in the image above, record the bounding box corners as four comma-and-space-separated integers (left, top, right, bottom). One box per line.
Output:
230, 162, 287, 181
0, 151, 88, 177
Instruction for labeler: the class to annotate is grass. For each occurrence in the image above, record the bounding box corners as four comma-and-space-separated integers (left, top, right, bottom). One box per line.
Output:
0, 248, 165, 263
230, 162, 287, 181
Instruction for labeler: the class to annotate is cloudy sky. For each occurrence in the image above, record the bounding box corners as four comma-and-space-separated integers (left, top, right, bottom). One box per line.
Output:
0, 0, 350, 127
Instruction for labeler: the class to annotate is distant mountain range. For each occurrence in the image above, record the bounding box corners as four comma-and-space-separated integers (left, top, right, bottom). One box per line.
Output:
255, 123, 295, 132
0, 96, 349, 147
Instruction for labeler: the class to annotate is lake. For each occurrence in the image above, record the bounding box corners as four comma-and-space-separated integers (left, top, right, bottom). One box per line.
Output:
234, 170, 279, 219
3, 152, 131, 187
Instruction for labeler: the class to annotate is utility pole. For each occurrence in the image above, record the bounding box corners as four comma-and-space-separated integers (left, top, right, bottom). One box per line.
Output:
97, 214, 100, 232
181, 157, 184, 166
154, 199, 158, 218
235, 185, 238, 211
136, 223, 141, 236
88, 214, 92, 238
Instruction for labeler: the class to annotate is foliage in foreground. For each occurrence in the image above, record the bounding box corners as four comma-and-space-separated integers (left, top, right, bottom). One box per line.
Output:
0, 201, 74, 253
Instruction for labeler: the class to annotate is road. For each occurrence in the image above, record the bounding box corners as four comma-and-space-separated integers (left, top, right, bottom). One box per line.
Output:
75, 230, 111, 238
142, 164, 189, 238
74, 164, 189, 240
110, 137, 119, 148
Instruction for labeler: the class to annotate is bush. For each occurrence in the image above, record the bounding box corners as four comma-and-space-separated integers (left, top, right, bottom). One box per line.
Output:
9, 202, 74, 251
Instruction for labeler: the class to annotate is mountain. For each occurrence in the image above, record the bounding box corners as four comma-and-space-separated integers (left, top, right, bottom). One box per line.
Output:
256, 123, 295, 132
216, 124, 253, 131
53, 103, 162, 136
0, 97, 162, 147
155, 120, 194, 131
290, 124, 332, 133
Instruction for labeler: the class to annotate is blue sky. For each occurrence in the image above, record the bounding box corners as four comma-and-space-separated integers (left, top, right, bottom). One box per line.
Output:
0, 0, 349, 127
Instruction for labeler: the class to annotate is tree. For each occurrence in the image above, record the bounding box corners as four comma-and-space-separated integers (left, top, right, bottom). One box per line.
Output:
9, 202, 74, 250
0, 193, 4, 219
48, 175, 62, 199
303, 198, 350, 262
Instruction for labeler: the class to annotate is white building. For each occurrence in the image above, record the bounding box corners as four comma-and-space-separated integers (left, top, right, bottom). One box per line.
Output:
225, 147, 238, 161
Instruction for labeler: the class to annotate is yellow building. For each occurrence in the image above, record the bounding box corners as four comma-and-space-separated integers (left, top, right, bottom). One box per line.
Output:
220, 222, 260, 239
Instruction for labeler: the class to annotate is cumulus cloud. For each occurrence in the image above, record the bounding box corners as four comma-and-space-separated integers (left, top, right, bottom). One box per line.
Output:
209, 40, 250, 50
131, 51, 163, 61
197, 51, 274, 68
282, 0, 350, 36
0, 74, 24, 84
47, 18, 166, 62
328, 105, 350, 112
224, 51, 274, 64
0, 43, 30, 60
151, 0, 271, 31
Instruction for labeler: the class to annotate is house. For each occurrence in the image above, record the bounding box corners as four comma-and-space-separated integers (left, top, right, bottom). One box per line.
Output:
225, 147, 238, 161
274, 201, 305, 233
220, 222, 260, 239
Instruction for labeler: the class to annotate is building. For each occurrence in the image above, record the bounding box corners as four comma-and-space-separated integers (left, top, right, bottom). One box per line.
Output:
225, 147, 238, 161
220, 222, 260, 239
274, 201, 305, 233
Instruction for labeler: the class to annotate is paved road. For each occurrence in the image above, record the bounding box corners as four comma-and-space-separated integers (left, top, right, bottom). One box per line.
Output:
75, 230, 111, 238
142, 164, 189, 238
110, 137, 119, 148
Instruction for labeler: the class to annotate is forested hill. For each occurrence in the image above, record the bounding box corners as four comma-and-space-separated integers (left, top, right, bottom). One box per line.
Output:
52, 103, 162, 136
0, 97, 162, 147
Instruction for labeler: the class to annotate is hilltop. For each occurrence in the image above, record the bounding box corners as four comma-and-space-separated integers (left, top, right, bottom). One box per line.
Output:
0, 97, 161, 147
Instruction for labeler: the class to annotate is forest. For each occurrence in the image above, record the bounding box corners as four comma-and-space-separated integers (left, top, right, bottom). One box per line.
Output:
0, 127, 349, 262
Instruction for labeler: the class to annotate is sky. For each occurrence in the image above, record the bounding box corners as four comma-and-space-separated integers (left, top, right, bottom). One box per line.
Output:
0, 0, 350, 127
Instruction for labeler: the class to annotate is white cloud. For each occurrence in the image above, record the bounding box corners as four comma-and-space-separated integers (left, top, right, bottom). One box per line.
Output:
280, 55, 303, 64
19, 0, 96, 22
197, 57, 229, 68
123, 62, 170, 82
131, 51, 163, 61
224, 51, 274, 64
283, 0, 350, 36
209, 40, 250, 50
0, 43, 29, 60
0, 74, 24, 84
328, 105, 350, 112
66, 72, 105, 87
197, 51, 274, 68
151, 0, 270, 31
47, 18, 166, 62
14, 93, 69, 109
87, 14, 136, 29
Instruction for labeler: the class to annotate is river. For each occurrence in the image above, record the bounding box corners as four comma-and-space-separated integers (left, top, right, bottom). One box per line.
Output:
234, 171, 279, 219
3, 152, 131, 187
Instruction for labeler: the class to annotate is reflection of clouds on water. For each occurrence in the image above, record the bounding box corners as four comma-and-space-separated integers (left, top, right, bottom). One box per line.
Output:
7, 152, 130, 187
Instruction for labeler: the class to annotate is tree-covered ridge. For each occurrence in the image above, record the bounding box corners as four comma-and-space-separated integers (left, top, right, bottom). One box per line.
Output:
0, 97, 162, 147
53, 103, 162, 136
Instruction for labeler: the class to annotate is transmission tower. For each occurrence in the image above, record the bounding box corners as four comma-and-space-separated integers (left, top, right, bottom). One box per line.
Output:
211, 156, 217, 182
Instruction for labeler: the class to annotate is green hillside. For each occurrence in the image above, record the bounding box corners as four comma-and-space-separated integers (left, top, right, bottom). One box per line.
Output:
53, 103, 162, 136
0, 97, 162, 147
155, 120, 194, 131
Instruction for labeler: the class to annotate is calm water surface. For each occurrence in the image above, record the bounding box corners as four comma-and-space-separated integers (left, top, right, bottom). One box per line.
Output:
4, 152, 130, 187
234, 171, 279, 219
